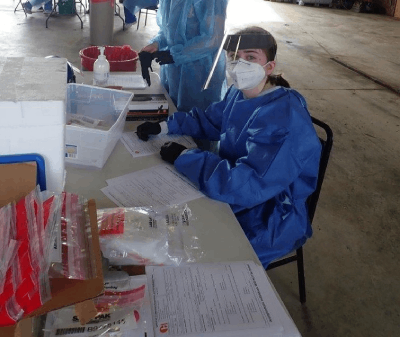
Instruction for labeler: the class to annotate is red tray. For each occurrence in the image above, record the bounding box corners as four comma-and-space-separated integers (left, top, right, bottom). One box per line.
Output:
80, 45, 138, 72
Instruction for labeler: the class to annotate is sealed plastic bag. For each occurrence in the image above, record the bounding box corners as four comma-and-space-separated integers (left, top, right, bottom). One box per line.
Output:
97, 207, 168, 266
97, 205, 204, 266
0, 186, 57, 326
49, 193, 96, 280
43, 275, 153, 337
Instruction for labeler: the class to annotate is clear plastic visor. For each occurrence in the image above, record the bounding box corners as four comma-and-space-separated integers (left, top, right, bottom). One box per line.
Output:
203, 33, 276, 90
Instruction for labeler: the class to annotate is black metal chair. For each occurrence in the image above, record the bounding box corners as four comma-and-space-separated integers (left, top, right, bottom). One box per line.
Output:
266, 116, 334, 304
137, 2, 158, 30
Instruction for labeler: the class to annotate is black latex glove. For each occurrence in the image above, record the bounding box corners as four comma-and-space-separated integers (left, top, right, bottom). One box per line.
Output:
138, 51, 154, 86
136, 121, 161, 141
154, 51, 175, 65
160, 142, 187, 164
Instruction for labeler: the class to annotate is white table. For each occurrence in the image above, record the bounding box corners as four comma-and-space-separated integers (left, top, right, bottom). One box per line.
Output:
65, 72, 301, 336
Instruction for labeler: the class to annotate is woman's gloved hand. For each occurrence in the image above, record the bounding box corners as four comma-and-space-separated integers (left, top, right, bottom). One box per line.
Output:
136, 121, 162, 141
160, 142, 187, 164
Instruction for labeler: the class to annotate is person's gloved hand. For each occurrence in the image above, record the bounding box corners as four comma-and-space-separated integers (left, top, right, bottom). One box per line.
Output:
136, 121, 162, 141
160, 142, 187, 164
138, 51, 154, 86
154, 51, 174, 65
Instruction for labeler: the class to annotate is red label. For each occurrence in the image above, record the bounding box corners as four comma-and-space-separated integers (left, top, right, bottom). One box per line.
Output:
160, 323, 169, 334
99, 209, 125, 235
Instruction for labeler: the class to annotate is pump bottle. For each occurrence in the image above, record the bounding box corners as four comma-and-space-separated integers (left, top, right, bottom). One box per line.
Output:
93, 46, 110, 86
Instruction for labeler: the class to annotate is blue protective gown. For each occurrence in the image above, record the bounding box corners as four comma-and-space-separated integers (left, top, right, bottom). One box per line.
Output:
150, 0, 228, 111
166, 86, 322, 268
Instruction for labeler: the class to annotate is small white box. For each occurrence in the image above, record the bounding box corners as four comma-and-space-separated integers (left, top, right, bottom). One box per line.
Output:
0, 57, 67, 193
65, 84, 133, 169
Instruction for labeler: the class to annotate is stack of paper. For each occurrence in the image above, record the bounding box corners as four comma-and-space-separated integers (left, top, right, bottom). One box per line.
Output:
101, 164, 204, 210
121, 131, 197, 158
146, 261, 301, 337
106, 74, 147, 89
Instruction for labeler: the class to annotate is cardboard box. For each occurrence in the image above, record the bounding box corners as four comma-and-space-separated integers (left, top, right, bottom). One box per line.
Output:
0, 163, 104, 337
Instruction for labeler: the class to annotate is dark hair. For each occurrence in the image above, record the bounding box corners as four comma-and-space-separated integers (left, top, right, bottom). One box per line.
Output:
234, 26, 290, 88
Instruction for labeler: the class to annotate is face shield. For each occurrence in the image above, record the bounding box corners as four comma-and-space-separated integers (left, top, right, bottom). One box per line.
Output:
202, 32, 277, 90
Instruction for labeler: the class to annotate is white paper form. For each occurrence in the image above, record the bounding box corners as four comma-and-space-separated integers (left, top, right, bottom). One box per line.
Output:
121, 132, 197, 158
106, 74, 147, 89
101, 165, 204, 209
146, 261, 289, 337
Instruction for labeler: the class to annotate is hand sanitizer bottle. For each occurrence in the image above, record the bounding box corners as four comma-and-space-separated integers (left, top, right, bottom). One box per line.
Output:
93, 46, 110, 86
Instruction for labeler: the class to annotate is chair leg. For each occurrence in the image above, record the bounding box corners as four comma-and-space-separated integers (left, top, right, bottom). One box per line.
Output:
14, 0, 27, 17
137, 10, 141, 30
144, 9, 148, 26
296, 247, 306, 303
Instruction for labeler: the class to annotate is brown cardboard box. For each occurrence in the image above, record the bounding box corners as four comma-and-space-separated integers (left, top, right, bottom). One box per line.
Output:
0, 163, 104, 337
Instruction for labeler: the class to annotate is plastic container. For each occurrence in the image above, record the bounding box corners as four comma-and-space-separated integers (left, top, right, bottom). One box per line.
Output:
65, 84, 134, 169
80, 45, 139, 72
93, 46, 110, 86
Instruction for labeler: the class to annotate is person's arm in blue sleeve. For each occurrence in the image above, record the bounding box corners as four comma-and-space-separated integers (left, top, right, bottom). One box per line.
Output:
170, 0, 228, 65
174, 106, 320, 209
149, 1, 167, 49
166, 87, 231, 140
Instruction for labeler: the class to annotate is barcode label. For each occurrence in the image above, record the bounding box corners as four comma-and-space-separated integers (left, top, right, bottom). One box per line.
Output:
65, 145, 78, 159
56, 327, 86, 335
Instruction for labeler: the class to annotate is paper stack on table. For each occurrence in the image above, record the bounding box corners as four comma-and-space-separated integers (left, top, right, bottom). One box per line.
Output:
146, 261, 301, 337
101, 164, 204, 210
121, 131, 197, 158
106, 74, 147, 89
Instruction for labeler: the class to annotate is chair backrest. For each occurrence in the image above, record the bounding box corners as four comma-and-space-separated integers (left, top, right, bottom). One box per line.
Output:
306, 117, 333, 222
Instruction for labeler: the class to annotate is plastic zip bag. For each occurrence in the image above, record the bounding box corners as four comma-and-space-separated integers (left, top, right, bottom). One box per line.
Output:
97, 205, 204, 266
43, 275, 152, 337
49, 192, 96, 280
0, 186, 57, 326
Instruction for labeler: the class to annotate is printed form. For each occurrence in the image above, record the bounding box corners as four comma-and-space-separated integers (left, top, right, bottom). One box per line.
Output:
121, 132, 197, 158
146, 261, 297, 337
101, 164, 204, 209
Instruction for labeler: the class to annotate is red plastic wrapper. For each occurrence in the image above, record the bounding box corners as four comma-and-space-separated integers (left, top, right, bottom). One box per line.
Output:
0, 187, 58, 327
49, 193, 96, 281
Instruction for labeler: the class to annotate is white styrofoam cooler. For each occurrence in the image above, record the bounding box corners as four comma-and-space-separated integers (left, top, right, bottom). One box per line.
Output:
65, 84, 133, 169
0, 57, 67, 193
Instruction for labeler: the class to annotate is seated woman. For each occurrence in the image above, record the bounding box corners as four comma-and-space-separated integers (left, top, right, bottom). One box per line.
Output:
136, 26, 322, 268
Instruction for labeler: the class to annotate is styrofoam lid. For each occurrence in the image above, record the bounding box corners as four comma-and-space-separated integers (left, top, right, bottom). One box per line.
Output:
0, 57, 67, 101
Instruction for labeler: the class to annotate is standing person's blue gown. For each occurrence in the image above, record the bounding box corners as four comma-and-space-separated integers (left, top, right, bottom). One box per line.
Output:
165, 86, 322, 268
150, 0, 228, 111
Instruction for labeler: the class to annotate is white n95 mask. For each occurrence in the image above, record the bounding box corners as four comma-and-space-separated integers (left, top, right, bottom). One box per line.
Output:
227, 59, 268, 90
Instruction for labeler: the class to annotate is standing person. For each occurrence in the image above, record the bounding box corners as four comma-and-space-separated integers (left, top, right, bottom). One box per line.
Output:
123, 0, 158, 29
136, 27, 322, 268
140, 0, 228, 112
22, 0, 52, 14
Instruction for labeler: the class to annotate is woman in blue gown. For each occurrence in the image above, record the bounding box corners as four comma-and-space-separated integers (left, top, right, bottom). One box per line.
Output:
141, 0, 228, 112
137, 27, 322, 268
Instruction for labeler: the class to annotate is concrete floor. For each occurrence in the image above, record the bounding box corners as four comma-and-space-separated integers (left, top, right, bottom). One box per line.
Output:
2, 0, 400, 336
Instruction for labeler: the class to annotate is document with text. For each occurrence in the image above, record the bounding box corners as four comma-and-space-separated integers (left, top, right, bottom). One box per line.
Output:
121, 132, 197, 158
146, 261, 301, 337
101, 164, 204, 209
